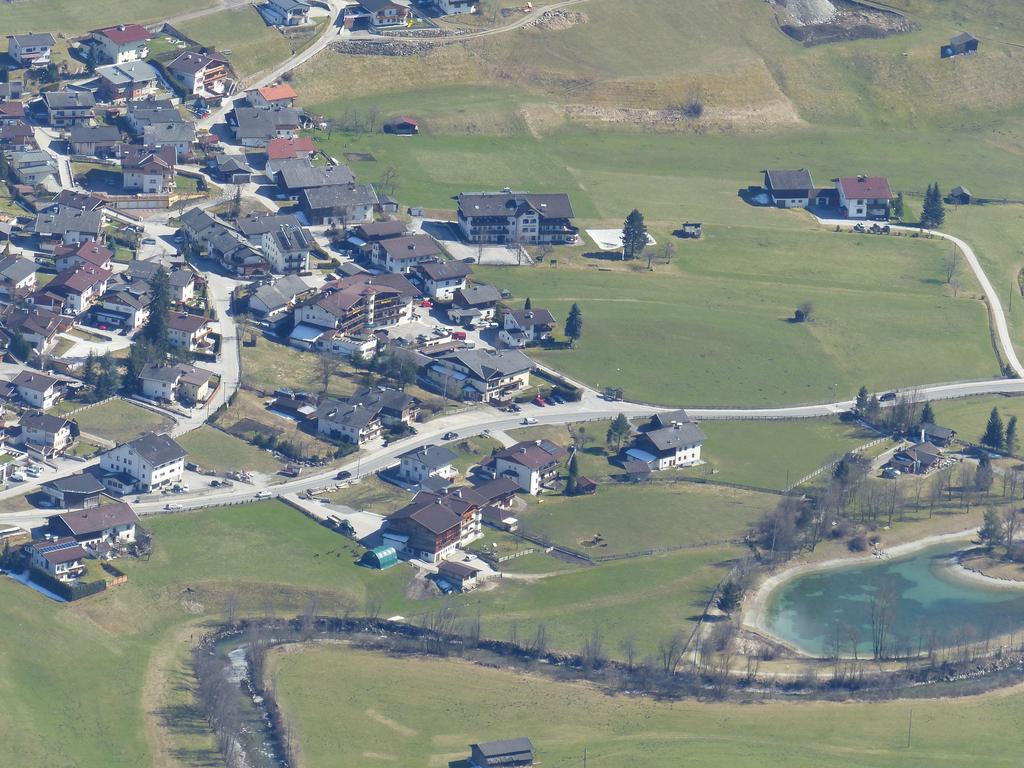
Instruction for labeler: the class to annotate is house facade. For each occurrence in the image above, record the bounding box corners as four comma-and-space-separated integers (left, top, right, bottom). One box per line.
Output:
167, 51, 230, 97
397, 444, 458, 485
490, 439, 566, 495
428, 348, 532, 403
836, 175, 893, 220
262, 0, 311, 26
25, 537, 87, 582
499, 308, 555, 349
41, 473, 107, 509
261, 223, 312, 274
49, 502, 139, 545
42, 91, 96, 128
166, 312, 212, 353
416, 260, 471, 301
13, 371, 62, 409
763, 168, 814, 208
20, 411, 74, 456
91, 24, 151, 64
7, 33, 55, 68
383, 488, 484, 563
121, 144, 175, 194
99, 432, 187, 494
457, 191, 578, 245
633, 421, 706, 471
373, 234, 443, 274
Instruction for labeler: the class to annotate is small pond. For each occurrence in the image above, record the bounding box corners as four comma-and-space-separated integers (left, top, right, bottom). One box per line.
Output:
762, 543, 1024, 657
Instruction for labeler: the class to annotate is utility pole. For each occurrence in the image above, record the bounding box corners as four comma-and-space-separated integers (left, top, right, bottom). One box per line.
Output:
907, 708, 913, 748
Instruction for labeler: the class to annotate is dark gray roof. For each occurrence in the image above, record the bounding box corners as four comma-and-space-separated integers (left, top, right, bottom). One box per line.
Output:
764, 169, 813, 193
213, 154, 252, 174
472, 737, 535, 759
50, 190, 105, 211
43, 472, 105, 495
278, 159, 355, 190
123, 432, 187, 464
168, 50, 227, 75
379, 235, 442, 263
0, 255, 37, 283
233, 106, 301, 139
42, 90, 95, 110
437, 349, 532, 381
13, 371, 59, 392
951, 32, 979, 45
34, 207, 103, 236
301, 183, 378, 211
454, 283, 501, 307
418, 260, 471, 281
506, 308, 555, 328
140, 363, 185, 383
20, 411, 70, 434
359, 0, 409, 11
9, 33, 56, 47
643, 423, 706, 452
652, 409, 691, 429
235, 212, 302, 237
921, 422, 955, 440
95, 60, 160, 86
143, 121, 196, 145
269, 223, 311, 252
458, 192, 574, 220
69, 125, 121, 144
400, 443, 457, 470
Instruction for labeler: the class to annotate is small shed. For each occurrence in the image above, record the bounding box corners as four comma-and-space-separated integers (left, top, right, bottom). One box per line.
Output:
362, 545, 399, 570
941, 32, 979, 58
437, 559, 482, 591
948, 185, 972, 205
680, 221, 702, 239
574, 476, 598, 495
384, 116, 419, 135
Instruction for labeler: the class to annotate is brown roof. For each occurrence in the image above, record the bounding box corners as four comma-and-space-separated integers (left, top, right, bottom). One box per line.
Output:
438, 559, 480, 579
54, 502, 138, 536
266, 136, 315, 160
167, 312, 208, 333
12, 370, 59, 392
94, 24, 151, 45
29, 536, 87, 565
494, 440, 566, 470
837, 176, 892, 200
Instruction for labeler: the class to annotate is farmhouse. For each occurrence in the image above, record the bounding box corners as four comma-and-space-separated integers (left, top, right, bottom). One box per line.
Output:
49, 502, 139, 546
41, 473, 107, 509
457, 191, 578, 245
416, 260, 471, 301
19, 411, 74, 457
488, 439, 566, 495
99, 432, 187, 494
25, 537, 87, 582
427, 348, 532, 403
383, 487, 484, 563
90, 24, 151, 64
139, 362, 214, 404
397, 443, 458, 487
469, 738, 535, 768
891, 442, 942, 475
12, 371, 62, 410
500, 308, 556, 349
300, 184, 378, 225
630, 421, 706, 471
276, 159, 355, 194
763, 168, 814, 208
836, 175, 892, 220
7, 33, 56, 68
42, 91, 95, 128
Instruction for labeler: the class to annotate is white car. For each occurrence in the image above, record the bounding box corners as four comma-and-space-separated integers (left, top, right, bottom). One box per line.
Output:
521, 417, 538, 425
255, 490, 272, 500
164, 503, 183, 511
9, 472, 25, 482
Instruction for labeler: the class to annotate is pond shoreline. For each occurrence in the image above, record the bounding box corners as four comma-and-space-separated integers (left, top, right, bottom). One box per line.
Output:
742, 527, 978, 656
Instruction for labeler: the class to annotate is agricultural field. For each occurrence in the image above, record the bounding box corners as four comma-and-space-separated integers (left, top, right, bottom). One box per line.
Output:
71, 399, 175, 444
272, 645, 1024, 768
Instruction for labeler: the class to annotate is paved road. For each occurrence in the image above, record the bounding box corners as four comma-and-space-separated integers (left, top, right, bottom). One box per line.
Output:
818, 218, 1024, 378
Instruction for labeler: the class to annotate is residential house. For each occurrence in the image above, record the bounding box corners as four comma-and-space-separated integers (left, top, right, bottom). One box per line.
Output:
168, 267, 199, 304
208, 227, 267, 276
763, 168, 814, 208
99, 432, 187, 494
427, 348, 532, 403
416, 260, 471, 301
650, 409, 692, 430
436, 559, 483, 591
166, 312, 212, 352
382, 487, 484, 563
19, 411, 73, 456
231, 106, 301, 147
48, 190, 106, 213
90, 24, 151, 64
489, 439, 566, 495
0, 255, 37, 298
300, 184, 378, 225
942, 32, 979, 58
121, 144, 175, 194
94, 280, 153, 329
836, 175, 892, 220
262, 223, 312, 274
438, 0, 476, 14
178, 206, 227, 248
499, 308, 555, 349
49, 501, 139, 545
891, 442, 942, 475
139, 362, 213, 403
209, 153, 253, 184
248, 273, 318, 321
276, 159, 355, 197
5, 307, 69, 354
919, 422, 956, 448
0, 82, 24, 101
449, 283, 501, 323
95, 60, 161, 102
248, 83, 299, 108
347, 219, 407, 258
142, 121, 196, 159
43, 263, 112, 314
25, 537, 87, 582
262, 0, 311, 26
0, 123, 36, 150
33, 207, 103, 245
54, 239, 113, 272
469, 738, 535, 768
316, 389, 418, 445
630, 421, 706, 471
7, 33, 56, 68
345, 0, 413, 30
397, 443, 458, 487
68, 124, 121, 157
8, 149, 58, 186
372, 234, 443, 274
292, 272, 419, 345
265, 136, 315, 165
166, 51, 230, 98
457, 191, 578, 245
125, 98, 183, 135
12, 370, 63, 409
0, 100, 25, 125
42, 90, 96, 128
234, 212, 303, 242
41, 473, 106, 509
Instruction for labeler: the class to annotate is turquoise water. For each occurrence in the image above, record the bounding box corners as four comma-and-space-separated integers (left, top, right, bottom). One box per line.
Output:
763, 544, 1024, 657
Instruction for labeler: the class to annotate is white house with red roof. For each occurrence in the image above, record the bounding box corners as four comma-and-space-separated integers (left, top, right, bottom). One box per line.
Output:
90, 24, 151, 64
835, 175, 893, 220
249, 83, 299, 108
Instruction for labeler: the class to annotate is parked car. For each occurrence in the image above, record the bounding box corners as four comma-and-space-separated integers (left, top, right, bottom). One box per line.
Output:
521, 417, 538, 425
141, 237, 157, 245
164, 503, 183, 510
452, 330, 467, 341
335, 470, 352, 481
255, 490, 272, 500
533, 395, 547, 406
443, 431, 459, 440
507, 403, 522, 413
880, 391, 897, 402
9, 472, 25, 482
420, 299, 433, 308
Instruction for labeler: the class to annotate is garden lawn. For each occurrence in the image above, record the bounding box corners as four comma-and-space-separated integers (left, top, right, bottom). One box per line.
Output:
177, 425, 283, 474
518, 483, 774, 556
272, 645, 1024, 768
177, 7, 295, 79
240, 337, 359, 396
72, 399, 175, 443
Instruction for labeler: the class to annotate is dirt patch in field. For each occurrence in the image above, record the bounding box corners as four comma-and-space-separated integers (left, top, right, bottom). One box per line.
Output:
562, 98, 805, 133
345, 152, 376, 162
365, 708, 418, 737
774, 0, 914, 46
525, 9, 588, 31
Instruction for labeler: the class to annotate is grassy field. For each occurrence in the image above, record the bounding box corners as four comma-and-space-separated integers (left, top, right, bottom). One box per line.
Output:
0, 0, 212, 34
272, 645, 1024, 768
177, 425, 283, 474
216, 389, 338, 460
922, 395, 1024, 449
240, 336, 361, 396
72, 399, 175, 444
177, 7, 294, 80
324, 475, 412, 512
518, 482, 774, 555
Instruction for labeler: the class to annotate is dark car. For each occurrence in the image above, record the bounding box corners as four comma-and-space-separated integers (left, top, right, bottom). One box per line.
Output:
879, 392, 897, 402
443, 431, 459, 440
336, 470, 352, 481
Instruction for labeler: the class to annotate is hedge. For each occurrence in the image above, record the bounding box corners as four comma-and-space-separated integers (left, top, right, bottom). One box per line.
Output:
29, 567, 107, 601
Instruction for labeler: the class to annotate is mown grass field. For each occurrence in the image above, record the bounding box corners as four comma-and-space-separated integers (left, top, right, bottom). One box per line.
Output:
176, 7, 293, 80
0, 0, 212, 34
71, 399, 175, 444
176, 424, 283, 474
922, 394, 1024, 449
272, 645, 1024, 768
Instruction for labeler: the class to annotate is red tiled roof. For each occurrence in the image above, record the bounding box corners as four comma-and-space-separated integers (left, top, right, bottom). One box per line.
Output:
838, 176, 892, 200
266, 136, 315, 160
257, 83, 298, 102
94, 24, 151, 45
